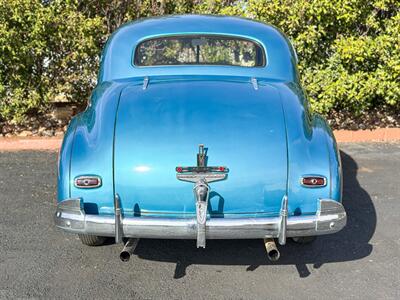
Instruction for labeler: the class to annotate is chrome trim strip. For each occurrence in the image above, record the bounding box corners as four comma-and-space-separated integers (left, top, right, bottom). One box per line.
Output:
251, 77, 258, 90
54, 199, 346, 239
142, 76, 149, 90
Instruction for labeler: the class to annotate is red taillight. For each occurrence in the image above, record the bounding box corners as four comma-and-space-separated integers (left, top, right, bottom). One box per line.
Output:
175, 166, 228, 173
75, 176, 101, 188
301, 176, 326, 187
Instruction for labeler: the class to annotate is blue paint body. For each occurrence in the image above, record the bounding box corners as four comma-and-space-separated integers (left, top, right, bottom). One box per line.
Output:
58, 15, 342, 219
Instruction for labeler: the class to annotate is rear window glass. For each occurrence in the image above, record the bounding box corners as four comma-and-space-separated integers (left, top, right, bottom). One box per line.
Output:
134, 35, 265, 67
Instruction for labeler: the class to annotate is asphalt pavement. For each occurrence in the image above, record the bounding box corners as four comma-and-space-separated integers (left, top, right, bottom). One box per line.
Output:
0, 143, 399, 299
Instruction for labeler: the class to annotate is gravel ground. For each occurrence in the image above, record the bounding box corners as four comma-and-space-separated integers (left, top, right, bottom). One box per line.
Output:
0, 143, 399, 299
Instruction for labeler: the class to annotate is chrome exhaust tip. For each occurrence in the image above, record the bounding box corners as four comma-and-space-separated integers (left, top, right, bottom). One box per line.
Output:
119, 238, 139, 262
264, 238, 280, 262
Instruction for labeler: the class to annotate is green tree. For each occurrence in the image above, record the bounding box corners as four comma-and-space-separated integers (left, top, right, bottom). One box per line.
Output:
0, 0, 399, 124
207, 0, 400, 115
0, 0, 103, 123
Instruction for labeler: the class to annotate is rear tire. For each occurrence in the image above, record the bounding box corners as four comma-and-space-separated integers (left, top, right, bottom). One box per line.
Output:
78, 234, 106, 246
292, 236, 317, 244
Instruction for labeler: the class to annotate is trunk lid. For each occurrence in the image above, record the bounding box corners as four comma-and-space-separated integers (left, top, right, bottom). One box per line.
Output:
114, 78, 287, 217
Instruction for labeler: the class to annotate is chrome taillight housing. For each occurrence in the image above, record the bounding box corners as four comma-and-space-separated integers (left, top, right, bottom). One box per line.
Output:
301, 176, 326, 187
74, 176, 102, 188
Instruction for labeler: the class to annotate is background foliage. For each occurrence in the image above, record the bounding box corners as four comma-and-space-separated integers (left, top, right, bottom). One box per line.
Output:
0, 0, 399, 124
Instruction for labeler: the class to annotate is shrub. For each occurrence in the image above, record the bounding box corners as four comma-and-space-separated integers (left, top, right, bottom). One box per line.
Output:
0, 0, 398, 123
0, 0, 103, 123
216, 0, 400, 116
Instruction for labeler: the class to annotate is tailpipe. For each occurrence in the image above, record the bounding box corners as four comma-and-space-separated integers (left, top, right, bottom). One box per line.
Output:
263, 238, 280, 262
120, 238, 140, 262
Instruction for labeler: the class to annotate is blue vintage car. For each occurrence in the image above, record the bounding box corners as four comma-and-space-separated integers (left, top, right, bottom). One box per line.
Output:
55, 15, 346, 261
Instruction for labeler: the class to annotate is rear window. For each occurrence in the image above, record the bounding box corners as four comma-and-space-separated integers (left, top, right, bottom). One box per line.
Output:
134, 35, 265, 67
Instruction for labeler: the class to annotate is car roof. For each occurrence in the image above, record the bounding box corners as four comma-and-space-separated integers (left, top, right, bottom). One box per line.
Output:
99, 15, 297, 83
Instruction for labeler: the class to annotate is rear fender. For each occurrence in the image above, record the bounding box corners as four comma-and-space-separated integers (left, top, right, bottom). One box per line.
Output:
57, 116, 79, 201
277, 83, 342, 215
66, 81, 136, 214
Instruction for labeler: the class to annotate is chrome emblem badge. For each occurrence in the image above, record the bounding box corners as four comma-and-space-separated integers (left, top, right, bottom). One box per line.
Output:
176, 144, 229, 183
176, 144, 228, 248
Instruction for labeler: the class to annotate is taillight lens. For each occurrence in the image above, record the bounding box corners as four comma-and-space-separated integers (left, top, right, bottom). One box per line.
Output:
176, 166, 228, 173
301, 176, 326, 187
75, 176, 101, 188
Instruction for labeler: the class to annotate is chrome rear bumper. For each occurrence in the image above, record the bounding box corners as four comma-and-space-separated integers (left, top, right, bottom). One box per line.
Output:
54, 198, 346, 240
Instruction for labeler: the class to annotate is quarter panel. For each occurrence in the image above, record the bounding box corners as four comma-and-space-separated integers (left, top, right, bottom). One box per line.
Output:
275, 83, 335, 214
68, 81, 131, 214
322, 116, 343, 202
57, 116, 78, 201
